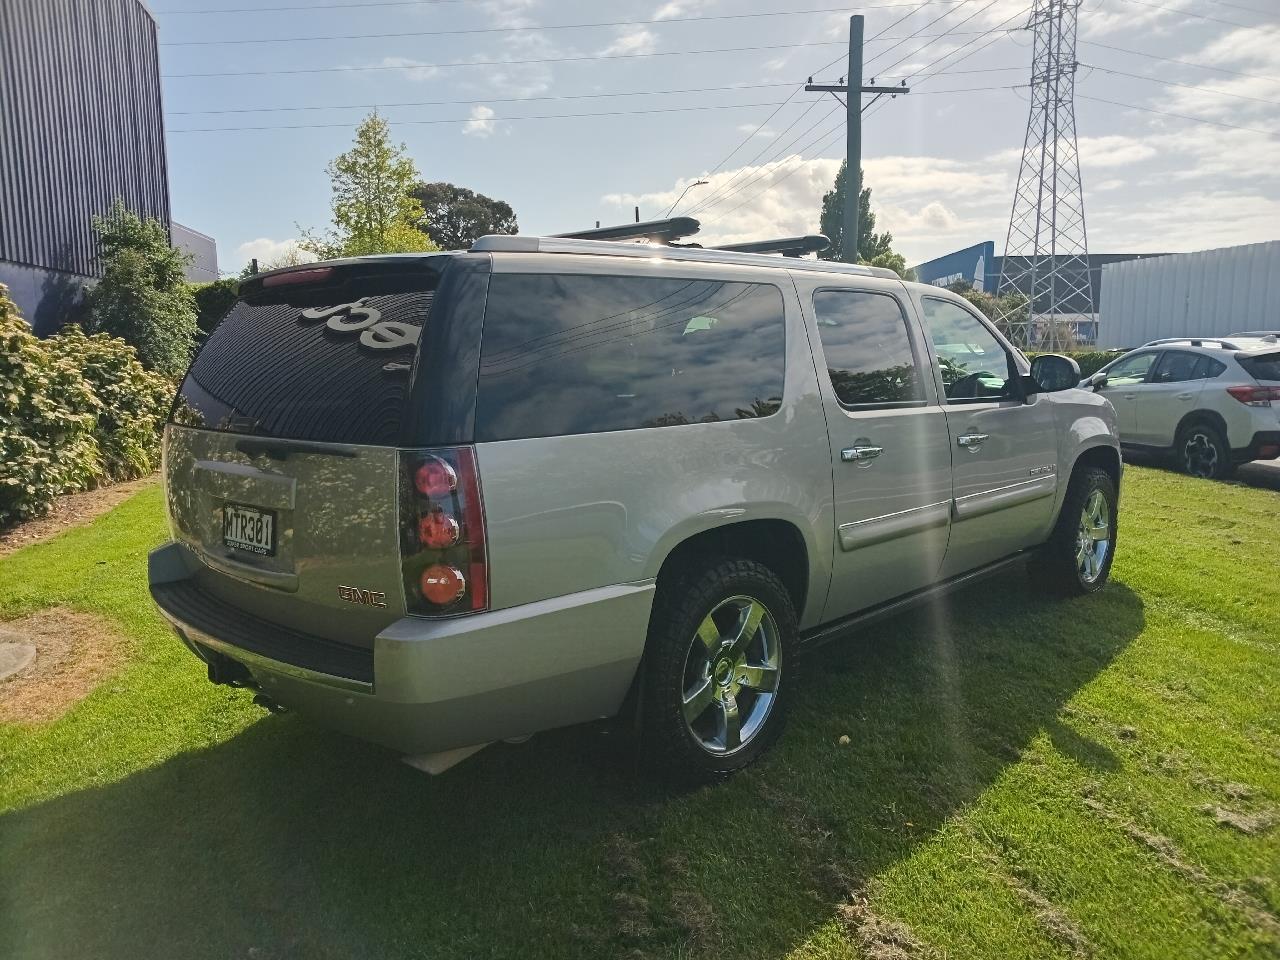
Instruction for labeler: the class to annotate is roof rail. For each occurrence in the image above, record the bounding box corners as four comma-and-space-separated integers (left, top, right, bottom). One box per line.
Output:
551, 217, 701, 244
1142, 337, 1241, 350
709, 235, 830, 258
470, 235, 903, 279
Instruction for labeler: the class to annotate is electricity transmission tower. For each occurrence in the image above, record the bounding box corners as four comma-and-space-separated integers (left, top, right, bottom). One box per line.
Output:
996, 0, 1095, 350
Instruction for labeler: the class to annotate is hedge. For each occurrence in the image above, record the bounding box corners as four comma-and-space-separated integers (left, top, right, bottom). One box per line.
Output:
0, 283, 174, 529
1030, 350, 1123, 379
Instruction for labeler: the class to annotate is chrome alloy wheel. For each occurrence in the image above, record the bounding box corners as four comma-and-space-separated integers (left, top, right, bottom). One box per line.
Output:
681, 595, 781, 755
1075, 489, 1112, 584
1182, 430, 1219, 478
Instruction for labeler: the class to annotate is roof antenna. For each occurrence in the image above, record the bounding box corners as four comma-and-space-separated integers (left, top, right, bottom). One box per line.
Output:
634, 206, 640, 223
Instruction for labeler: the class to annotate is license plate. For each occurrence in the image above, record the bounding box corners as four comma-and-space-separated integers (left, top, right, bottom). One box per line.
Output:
222, 502, 276, 556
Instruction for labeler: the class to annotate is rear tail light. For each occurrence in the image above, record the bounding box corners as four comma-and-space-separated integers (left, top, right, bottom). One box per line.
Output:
400, 447, 488, 615
1227, 385, 1280, 407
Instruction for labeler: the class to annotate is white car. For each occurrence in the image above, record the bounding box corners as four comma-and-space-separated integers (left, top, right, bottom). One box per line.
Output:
1084, 335, 1280, 479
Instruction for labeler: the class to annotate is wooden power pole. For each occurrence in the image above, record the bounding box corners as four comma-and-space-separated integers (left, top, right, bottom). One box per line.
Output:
806, 15, 909, 263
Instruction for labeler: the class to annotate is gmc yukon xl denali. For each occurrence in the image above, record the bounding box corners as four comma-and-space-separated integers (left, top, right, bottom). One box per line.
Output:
150, 233, 1121, 781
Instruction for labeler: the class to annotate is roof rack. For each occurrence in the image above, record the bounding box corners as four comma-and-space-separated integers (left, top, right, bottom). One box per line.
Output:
469, 235, 902, 279
708, 235, 831, 258
1142, 337, 1241, 350
551, 217, 701, 244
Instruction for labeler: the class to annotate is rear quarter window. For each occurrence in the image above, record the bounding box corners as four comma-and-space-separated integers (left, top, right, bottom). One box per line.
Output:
474, 274, 786, 441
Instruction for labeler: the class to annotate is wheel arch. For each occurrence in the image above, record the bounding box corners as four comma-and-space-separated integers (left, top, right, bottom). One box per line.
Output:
654, 519, 812, 626
1174, 408, 1230, 447
1069, 443, 1122, 490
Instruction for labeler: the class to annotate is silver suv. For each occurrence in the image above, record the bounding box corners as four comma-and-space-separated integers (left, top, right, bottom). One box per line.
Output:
1083, 336, 1280, 479
150, 233, 1121, 781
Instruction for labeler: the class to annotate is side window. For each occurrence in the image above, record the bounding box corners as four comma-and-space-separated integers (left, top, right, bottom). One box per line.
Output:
811, 290, 923, 406
474, 274, 786, 441
1152, 351, 1200, 383
1105, 352, 1158, 385
920, 298, 1017, 402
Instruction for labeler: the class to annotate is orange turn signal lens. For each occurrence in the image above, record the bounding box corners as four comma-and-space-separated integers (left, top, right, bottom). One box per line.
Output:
420, 563, 465, 606
418, 509, 461, 549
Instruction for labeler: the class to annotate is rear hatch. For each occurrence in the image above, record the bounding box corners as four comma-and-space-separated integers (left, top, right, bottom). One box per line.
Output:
165, 256, 452, 647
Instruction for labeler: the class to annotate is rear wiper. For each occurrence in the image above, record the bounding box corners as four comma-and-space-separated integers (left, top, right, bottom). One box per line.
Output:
234, 439, 358, 460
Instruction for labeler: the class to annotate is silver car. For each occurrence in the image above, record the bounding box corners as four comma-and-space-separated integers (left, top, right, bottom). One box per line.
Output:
150, 234, 1122, 781
1082, 335, 1280, 479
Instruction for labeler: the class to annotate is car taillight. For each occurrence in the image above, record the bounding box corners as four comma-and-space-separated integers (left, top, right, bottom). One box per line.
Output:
1227, 385, 1280, 407
400, 447, 488, 615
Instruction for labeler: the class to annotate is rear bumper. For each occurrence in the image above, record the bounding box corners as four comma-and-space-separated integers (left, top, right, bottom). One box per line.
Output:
1235, 430, 1280, 463
148, 541, 654, 755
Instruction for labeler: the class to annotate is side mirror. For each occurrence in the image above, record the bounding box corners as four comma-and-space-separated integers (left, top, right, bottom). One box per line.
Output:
1087, 371, 1108, 390
1028, 354, 1082, 395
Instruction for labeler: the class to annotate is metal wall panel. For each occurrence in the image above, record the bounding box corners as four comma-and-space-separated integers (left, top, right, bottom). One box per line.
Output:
0, 0, 169, 279
1097, 241, 1280, 348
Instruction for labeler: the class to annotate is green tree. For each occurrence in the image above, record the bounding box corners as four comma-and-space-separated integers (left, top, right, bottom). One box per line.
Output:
866, 250, 915, 280
947, 282, 1030, 340
818, 161, 895, 263
300, 112, 438, 259
86, 199, 198, 378
412, 182, 518, 250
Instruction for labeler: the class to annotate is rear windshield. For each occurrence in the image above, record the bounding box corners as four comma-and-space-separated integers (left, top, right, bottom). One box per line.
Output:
172, 260, 446, 445
1240, 352, 1280, 382
474, 273, 786, 441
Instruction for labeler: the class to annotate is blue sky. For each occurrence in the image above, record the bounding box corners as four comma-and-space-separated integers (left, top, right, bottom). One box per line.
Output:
153, 0, 1280, 274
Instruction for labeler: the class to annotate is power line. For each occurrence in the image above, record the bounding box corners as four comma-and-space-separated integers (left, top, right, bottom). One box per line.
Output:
167, 99, 801, 134
161, 40, 846, 78
684, 101, 836, 216
868, 0, 1010, 80
688, 0, 974, 214
160, 5, 966, 44
1079, 39, 1280, 84
165, 81, 796, 116
1206, 0, 1277, 15
1115, 0, 1266, 28
1081, 63, 1280, 105
1078, 93, 1279, 137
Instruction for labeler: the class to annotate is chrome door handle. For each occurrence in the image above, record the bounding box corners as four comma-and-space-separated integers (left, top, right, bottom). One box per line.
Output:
956, 432, 989, 448
1176, 392, 1194, 400
1122, 393, 1136, 400
841, 445, 883, 462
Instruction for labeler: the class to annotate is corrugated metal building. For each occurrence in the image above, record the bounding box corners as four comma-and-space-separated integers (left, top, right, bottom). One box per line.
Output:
0, 0, 170, 334
1097, 241, 1280, 349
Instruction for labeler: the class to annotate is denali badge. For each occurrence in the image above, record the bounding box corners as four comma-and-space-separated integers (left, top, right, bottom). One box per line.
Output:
338, 584, 388, 608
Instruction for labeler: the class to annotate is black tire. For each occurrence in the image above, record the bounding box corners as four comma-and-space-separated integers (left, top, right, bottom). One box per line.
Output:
640, 558, 797, 784
1031, 467, 1118, 596
1175, 421, 1234, 480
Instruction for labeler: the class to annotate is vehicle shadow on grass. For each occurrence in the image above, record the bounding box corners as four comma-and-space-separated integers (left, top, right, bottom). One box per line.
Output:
0, 578, 1144, 960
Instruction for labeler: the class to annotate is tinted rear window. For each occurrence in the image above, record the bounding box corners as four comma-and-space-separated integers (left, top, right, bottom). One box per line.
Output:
474, 274, 785, 441
172, 262, 445, 445
1240, 352, 1280, 381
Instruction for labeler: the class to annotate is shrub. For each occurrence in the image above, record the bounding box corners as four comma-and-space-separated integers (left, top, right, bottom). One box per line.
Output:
87, 199, 198, 378
0, 285, 100, 527
1069, 350, 1124, 378
45, 327, 174, 481
190, 278, 240, 335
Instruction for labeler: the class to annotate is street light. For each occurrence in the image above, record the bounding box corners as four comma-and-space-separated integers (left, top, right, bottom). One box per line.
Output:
664, 179, 709, 217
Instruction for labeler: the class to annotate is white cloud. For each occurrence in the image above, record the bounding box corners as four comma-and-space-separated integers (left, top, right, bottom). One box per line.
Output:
233, 238, 317, 271
375, 56, 440, 83
736, 123, 777, 138
463, 105, 497, 137
599, 27, 657, 57
653, 0, 713, 19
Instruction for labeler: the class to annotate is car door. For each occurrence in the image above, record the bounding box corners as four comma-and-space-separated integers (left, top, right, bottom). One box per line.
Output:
1094, 350, 1160, 439
796, 277, 952, 624
915, 296, 1059, 579
1131, 350, 1212, 446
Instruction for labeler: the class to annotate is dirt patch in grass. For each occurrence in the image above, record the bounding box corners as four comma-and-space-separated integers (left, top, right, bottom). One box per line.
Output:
1199, 804, 1277, 836
0, 476, 157, 558
0, 607, 128, 724
837, 894, 935, 960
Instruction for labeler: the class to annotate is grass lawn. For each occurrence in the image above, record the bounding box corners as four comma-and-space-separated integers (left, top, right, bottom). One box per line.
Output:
0, 466, 1277, 959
